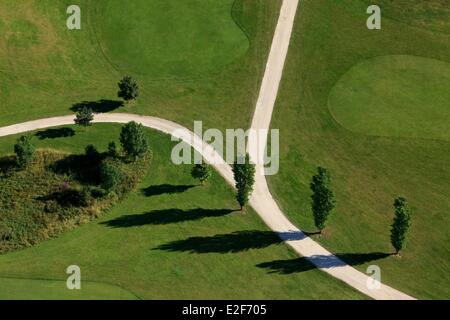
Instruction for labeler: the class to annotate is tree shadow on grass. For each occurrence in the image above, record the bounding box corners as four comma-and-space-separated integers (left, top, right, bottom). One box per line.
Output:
257, 252, 391, 274
102, 208, 235, 227
141, 184, 196, 197
153, 230, 302, 254
35, 127, 75, 140
71, 100, 123, 113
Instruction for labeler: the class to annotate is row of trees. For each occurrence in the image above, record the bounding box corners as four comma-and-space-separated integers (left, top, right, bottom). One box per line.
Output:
190, 156, 411, 255
309, 166, 412, 255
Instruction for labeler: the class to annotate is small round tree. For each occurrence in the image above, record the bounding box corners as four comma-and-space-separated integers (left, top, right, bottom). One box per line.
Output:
232, 154, 255, 211
391, 197, 412, 256
191, 163, 211, 185
119, 121, 149, 160
310, 167, 336, 234
100, 160, 123, 193
14, 135, 35, 168
74, 106, 94, 127
118, 76, 139, 103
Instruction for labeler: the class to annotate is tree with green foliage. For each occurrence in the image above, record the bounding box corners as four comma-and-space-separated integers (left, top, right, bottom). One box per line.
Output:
232, 154, 255, 211
85, 144, 100, 162
191, 163, 211, 185
310, 167, 336, 234
100, 160, 123, 193
391, 197, 412, 256
74, 106, 94, 127
14, 135, 35, 168
108, 141, 118, 158
119, 121, 149, 160
118, 76, 139, 103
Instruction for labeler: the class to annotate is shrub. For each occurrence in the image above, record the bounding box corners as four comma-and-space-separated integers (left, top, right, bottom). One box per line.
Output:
100, 160, 123, 193
14, 135, 35, 168
108, 141, 118, 157
118, 76, 139, 103
74, 106, 94, 127
85, 144, 100, 161
191, 163, 211, 185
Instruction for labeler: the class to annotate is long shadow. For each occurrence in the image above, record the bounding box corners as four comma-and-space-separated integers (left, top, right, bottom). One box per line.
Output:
141, 184, 196, 197
102, 208, 234, 227
71, 99, 123, 113
35, 127, 75, 140
154, 230, 302, 254
257, 252, 391, 274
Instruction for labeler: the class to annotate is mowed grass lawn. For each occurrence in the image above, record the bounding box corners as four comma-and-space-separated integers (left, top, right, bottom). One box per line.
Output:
269, 0, 450, 299
329, 55, 450, 141
0, 125, 365, 299
0, 0, 280, 132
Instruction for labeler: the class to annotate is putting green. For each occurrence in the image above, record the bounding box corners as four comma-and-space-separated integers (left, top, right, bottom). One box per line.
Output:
94, 0, 249, 77
328, 55, 450, 141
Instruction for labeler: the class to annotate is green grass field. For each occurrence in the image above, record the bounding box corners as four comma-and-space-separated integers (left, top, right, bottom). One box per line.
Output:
1, 0, 448, 300
0, 125, 365, 299
95, 0, 249, 77
329, 55, 450, 141
268, 0, 450, 299
0, 277, 138, 300
0, 0, 280, 132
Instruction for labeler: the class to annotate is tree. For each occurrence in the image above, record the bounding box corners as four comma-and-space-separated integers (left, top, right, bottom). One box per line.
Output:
119, 121, 149, 160
100, 160, 123, 193
14, 135, 35, 168
117, 76, 139, 103
391, 197, 412, 255
85, 144, 100, 162
191, 163, 211, 185
108, 141, 117, 158
232, 154, 255, 211
74, 106, 94, 127
310, 167, 336, 234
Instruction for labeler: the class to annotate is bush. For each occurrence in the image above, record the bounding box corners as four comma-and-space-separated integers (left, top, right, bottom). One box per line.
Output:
108, 141, 118, 157
191, 163, 211, 185
119, 121, 149, 160
14, 135, 35, 168
118, 76, 139, 103
74, 106, 94, 127
85, 144, 100, 161
100, 160, 123, 193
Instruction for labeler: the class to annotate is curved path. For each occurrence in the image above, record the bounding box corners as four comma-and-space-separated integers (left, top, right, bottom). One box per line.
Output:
0, 0, 414, 300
